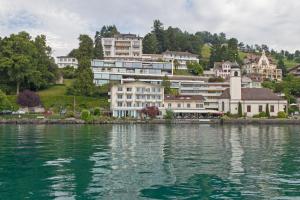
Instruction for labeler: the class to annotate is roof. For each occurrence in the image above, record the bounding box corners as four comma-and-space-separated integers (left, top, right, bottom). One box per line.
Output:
114, 33, 142, 39
115, 81, 163, 88
170, 75, 209, 81
288, 65, 300, 72
219, 88, 285, 101
164, 95, 205, 101
162, 50, 198, 57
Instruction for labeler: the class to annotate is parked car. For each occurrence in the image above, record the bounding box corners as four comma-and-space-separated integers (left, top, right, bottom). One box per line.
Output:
12, 110, 26, 115
0, 110, 13, 115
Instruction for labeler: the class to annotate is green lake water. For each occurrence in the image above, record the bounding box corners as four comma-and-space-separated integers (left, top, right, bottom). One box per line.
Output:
0, 124, 300, 199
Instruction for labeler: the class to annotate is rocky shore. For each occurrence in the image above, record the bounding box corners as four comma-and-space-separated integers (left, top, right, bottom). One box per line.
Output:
1, 118, 300, 125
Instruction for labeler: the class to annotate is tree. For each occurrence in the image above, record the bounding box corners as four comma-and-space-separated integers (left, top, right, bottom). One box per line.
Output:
266, 103, 270, 117
100, 25, 119, 37
187, 61, 203, 75
140, 106, 159, 119
17, 90, 41, 107
0, 90, 12, 111
94, 31, 104, 59
278, 58, 287, 77
238, 102, 243, 117
142, 33, 158, 54
152, 20, 167, 53
173, 59, 180, 71
162, 75, 171, 94
0, 32, 58, 94
164, 109, 174, 120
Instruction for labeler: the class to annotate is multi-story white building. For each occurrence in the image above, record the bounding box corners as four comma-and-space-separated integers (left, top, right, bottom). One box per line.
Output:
162, 51, 199, 70
56, 56, 78, 68
218, 66, 287, 117
110, 82, 164, 118
102, 34, 142, 60
92, 60, 173, 86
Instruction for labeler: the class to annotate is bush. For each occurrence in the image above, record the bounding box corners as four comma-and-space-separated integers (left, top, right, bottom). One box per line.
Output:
0, 90, 12, 111
253, 112, 268, 118
93, 107, 101, 116
17, 90, 41, 107
277, 111, 287, 118
80, 109, 91, 121
164, 109, 174, 120
65, 111, 75, 118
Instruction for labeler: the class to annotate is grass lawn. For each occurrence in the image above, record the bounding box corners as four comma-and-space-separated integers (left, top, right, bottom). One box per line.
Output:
8, 79, 109, 113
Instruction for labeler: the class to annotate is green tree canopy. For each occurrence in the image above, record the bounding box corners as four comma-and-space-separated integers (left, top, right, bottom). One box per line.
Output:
0, 90, 12, 111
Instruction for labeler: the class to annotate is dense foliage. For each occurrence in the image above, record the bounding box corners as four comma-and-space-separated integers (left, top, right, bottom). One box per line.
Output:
17, 90, 41, 107
0, 90, 12, 111
0, 32, 58, 94
262, 75, 300, 103
162, 75, 171, 94
187, 61, 203, 75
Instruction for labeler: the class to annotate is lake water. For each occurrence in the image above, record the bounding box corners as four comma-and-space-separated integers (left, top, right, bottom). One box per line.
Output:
0, 124, 299, 199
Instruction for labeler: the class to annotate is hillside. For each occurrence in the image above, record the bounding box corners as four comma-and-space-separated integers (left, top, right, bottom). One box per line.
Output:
8, 79, 109, 112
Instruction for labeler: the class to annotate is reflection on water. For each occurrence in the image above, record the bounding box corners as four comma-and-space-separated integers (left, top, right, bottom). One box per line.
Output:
0, 124, 299, 199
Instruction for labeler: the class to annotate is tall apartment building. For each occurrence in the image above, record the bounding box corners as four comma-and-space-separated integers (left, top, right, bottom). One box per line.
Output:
162, 51, 199, 70
92, 59, 173, 86
56, 56, 78, 68
102, 34, 143, 60
110, 82, 164, 118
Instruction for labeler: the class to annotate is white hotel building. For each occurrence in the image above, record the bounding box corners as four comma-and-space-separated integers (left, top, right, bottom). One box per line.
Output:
110, 82, 164, 118
162, 51, 199, 70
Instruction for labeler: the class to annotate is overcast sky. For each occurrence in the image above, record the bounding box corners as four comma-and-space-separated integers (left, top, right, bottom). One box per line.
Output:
1, 0, 299, 56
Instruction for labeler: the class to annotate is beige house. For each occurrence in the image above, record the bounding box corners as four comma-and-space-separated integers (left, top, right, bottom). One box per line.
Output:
163, 95, 221, 118
110, 82, 164, 118
218, 66, 287, 117
242, 51, 282, 81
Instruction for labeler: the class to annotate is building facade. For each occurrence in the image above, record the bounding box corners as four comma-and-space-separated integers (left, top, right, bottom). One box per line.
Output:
213, 61, 238, 79
242, 51, 282, 81
162, 51, 199, 70
92, 59, 173, 85
218, 67, 287, 117
102, 34, 142, 59
110, 82, 164, 118
56, 56, 78, 68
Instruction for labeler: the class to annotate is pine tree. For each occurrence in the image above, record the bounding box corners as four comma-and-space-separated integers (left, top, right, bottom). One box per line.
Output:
266, 103, 270, 117
238, 102, 243, 117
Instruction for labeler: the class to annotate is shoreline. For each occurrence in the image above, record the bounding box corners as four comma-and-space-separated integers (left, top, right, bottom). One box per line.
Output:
0, 118, 300, 125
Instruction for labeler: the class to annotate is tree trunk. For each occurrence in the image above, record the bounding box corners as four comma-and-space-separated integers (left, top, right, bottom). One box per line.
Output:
16, 81, 20, 95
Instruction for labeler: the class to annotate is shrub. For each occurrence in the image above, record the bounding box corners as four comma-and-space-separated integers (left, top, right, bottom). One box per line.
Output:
80, 109, 91, 121
65, 111, 75, 118
277, 111, 287, 118
164, 109, 174, 120
93, 107, 101, 116
17, 90, 41, 107
0, 90, 12, 111
253, 112, 267, 118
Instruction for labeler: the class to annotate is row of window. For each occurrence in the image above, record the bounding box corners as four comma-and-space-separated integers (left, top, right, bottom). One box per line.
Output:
117, 94, 161, 100
117, 102, 161, 108
167, 103, 204, 109
117, 87, 161, 93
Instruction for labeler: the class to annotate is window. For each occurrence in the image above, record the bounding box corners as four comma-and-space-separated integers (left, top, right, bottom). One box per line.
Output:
117, 94, 123, 99
222, 102, 225, 111
259, 105, 263, 112
117, 102, 122, 107
247, 105, 251, 112
168, 103, 171, 108
187, 103, 191, 108
234, 71, 239, 77
270, 105, 275, 112
126, 87, 132, 92
126, 95, 132, 99
177, 103, 181, 108
127, 102, 132, 107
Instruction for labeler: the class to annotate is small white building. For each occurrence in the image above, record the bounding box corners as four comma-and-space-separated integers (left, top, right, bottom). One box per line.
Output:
56, 56, 78, 68
162, 51, 199, 70
213, 61, 237, 79
218, 66, 287, 117
110, 82, 164, 118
